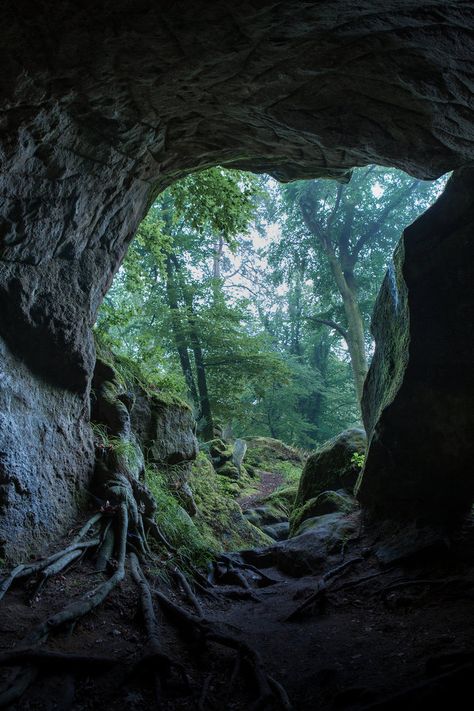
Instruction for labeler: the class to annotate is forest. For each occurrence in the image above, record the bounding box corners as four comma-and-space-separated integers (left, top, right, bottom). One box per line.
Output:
97, 166, 445, 448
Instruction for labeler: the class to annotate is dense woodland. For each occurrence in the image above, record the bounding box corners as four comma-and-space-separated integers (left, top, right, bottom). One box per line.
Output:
97, 167, 445, 448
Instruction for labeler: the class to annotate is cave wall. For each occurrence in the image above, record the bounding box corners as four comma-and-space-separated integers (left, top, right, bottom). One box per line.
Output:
1, 0, 474, 557
357, 168, 474, 523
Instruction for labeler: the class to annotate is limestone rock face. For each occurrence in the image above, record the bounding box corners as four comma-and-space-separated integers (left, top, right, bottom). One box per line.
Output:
0, 339, 94, 560
1, 1, 474, 554
357, 169, 474, 523
130, 391, 198, 466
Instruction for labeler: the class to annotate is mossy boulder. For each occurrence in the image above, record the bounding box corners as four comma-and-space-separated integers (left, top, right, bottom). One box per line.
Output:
245, 437, 304, 484
262, 522, 289, 541
243, 505, 287, 528
295, 511, 358, 539
240, 512, 360, 576
188, 453, 272, 551
132, 390, 198, 466
290, 490, 358, 536
294, 428, 366, 511
216, 462, 240, 480
262, 485, 297, 516
208, 438, 233, 462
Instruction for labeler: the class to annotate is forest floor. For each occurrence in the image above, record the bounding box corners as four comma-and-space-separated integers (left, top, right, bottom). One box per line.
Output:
1, 512, 474, 710
237, 470, 285, 510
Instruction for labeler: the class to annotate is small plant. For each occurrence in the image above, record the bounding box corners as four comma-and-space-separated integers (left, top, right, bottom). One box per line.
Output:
351, 451, 365, 469
91, 422, 109, 447
145, 466, 215, 571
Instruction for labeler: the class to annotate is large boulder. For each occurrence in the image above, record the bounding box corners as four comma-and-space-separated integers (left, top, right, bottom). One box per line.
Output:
240, 512, 360, 576
290, 490, 358, 536
131, 389, 198, 466
357, 169, 474, 523
294, 429, 366, 510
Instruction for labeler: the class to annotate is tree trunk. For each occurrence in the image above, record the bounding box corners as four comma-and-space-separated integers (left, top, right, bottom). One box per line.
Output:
186, 310, 215, 441
174, 262, 215, 440
303, 337, 330, 431
164, 258, 199, 409
327, 256, 368, 402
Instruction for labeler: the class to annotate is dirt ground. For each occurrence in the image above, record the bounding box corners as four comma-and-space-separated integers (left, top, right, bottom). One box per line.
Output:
238, 470, 285, 511
1, 512, 474, 710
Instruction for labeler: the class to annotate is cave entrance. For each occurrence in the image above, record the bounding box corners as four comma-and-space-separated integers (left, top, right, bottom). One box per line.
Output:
2, 3, 474, 708
1, 0, 474, 574
97, 165, 448, 453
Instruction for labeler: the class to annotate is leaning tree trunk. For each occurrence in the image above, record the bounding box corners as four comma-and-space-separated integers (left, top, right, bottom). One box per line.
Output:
343, 291, 369, 403
328, 256, 368, 402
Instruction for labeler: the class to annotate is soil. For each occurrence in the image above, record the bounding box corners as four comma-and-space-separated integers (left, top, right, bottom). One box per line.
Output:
1, 514, 474, 710
238, 470, 285, 510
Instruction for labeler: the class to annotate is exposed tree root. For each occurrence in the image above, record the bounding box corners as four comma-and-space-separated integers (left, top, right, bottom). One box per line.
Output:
0, 463, 292, 710
129, 552, 194, 707
172, 566, 204, 616
216, 554, 278, 587
153, 587, 292, 709
284, 556, 364, 621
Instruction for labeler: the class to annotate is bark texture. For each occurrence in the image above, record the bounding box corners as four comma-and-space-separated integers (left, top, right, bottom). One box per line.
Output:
1, 0, 474, 555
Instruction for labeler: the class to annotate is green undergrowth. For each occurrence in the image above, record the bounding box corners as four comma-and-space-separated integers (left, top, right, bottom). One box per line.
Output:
95, 332, 188, 408
146, 466, 216, 569
261, 484, 298, 516
145, 454, 270, 570
188, 453, 271, 550
245, 437, 304, 486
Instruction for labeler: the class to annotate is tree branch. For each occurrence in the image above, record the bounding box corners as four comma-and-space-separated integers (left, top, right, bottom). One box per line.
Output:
351, 179, 421, 259
305, 316, 348, 341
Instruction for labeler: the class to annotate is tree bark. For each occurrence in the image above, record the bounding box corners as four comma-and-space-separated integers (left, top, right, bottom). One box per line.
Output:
174, 260, 215, 440
164, 257, 199, 408
326, 255, 368, 402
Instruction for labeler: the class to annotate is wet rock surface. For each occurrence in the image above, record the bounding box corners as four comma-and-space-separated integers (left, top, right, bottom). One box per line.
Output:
291, 489, 359, 536
0, 339, 94, 561
241, 512, 361, 576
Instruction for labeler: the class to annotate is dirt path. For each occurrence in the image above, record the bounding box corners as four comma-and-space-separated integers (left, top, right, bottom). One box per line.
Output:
238, 469, 285, 510
1, 517, 474, 709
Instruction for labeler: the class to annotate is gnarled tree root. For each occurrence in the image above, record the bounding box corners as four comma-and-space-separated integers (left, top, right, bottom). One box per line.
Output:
0, 473, 151, 708
153, 587, 292, 710
0, 470, 292, 710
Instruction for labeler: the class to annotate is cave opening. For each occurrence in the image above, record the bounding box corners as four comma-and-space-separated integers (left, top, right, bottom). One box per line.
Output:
1, 1, 474, 708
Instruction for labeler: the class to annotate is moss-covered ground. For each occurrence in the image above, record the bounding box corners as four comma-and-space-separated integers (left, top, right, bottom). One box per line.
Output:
146, 453, 271, 569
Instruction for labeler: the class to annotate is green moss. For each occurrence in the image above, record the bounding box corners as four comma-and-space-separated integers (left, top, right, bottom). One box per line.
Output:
294, 428, 366, 508
95, 334, 189, 409
290, 490, 358, 536
263, 484, 298, 516
245, 437, 303, 485
188, 453, 271, 551
146, 465, 215, 569
216, 462, 240, 480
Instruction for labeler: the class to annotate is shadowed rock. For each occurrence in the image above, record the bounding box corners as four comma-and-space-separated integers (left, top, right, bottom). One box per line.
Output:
357, 169, 474, 524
